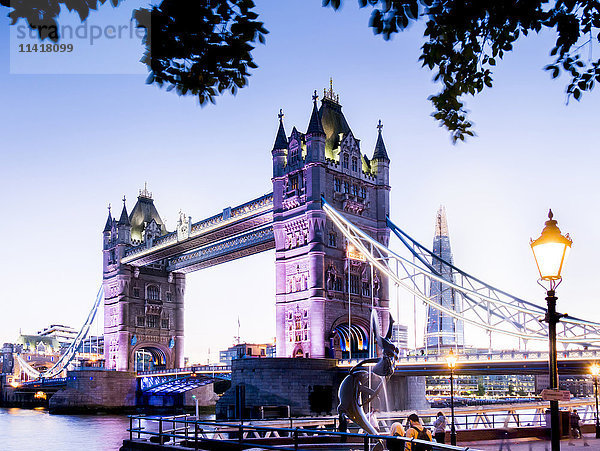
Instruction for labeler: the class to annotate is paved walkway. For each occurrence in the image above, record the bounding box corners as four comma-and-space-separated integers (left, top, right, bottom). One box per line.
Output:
460, 433, 600, 450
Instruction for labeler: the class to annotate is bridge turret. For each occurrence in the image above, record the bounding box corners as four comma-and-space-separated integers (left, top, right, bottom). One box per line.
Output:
116, 197, 131, 246
371, 120, 390, 187
102, 204, 114, 249
305, 91, 325, 163
272, 109, 288, 178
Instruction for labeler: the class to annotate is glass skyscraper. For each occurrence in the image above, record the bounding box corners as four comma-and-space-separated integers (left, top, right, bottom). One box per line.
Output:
425, 206, 465, 353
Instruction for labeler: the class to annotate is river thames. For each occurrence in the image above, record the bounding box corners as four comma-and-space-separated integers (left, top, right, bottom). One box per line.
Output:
1, 407, 134, 451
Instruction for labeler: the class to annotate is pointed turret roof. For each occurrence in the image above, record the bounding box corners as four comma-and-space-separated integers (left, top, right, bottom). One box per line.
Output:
319, 96, 351, 153
118, 196, 130, 226
103, 205, 113, 232
434, 205, 449, 238
129, 186, 167, 242
306, 91, 325, 136
272, 109, 288, 150
372, 120, 389, 161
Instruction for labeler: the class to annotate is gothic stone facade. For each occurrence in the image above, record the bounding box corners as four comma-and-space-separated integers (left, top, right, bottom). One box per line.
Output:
272, 90, 391, 358
102, 191, 184, 372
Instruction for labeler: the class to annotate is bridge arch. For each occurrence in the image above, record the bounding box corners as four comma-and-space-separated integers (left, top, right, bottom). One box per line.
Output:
131, 343, 170, 372
330, 316, 370, 360
292, 344, 306, 358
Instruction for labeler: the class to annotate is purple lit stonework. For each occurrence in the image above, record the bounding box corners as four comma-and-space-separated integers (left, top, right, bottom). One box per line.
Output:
100, 87, 392, 369
102, 189, 185, 372
272, 87, 391, 359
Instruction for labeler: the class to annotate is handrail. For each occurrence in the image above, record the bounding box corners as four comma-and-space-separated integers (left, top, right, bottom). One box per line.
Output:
125, 415, 480, 450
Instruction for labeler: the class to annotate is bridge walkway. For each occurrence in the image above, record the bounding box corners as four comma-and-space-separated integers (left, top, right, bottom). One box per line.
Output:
461, 434, 600, 450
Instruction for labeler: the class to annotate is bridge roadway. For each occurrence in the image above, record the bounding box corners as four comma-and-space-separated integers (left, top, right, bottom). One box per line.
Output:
341, 348, 600, 376
140, 349, 600, 383
121, 193, 274, 271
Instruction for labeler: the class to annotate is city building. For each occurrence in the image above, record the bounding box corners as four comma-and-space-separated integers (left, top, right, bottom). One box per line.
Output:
391, 323, 409, 356
1, 343, 14, 375
219, 343, 273, 365
37, 324, 78, 349
425, 206, 465, 354
535, 374, 593, 397
37, 324, 104, 365
426, 374, 536, 398
12, 334, 62, 381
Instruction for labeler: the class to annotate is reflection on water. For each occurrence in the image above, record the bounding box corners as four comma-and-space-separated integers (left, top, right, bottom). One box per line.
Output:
1, 407, 131, 451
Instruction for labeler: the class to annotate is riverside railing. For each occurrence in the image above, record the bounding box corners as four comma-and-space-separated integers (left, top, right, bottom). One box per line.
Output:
126, 415, 482, 451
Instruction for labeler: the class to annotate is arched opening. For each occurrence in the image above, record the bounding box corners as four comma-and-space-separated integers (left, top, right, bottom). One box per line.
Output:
333, 323, 369, 360
134, 346, 166, 372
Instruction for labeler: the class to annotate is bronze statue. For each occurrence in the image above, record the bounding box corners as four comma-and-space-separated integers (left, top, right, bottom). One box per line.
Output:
337, 311, 399, 447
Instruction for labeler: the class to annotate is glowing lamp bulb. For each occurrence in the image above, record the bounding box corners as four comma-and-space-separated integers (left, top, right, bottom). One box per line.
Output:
530, 210, 572, 281
446, 349, 458, 369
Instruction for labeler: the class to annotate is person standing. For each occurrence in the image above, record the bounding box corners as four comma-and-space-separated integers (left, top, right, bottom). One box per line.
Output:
387, 422, 406, 451
338, 412, 348, 443
570, 409, 582, 439
405, 413, 433, 451
433, 411, 447, 444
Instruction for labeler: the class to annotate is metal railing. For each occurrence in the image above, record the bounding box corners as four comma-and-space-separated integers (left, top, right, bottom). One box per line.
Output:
126, 415, 481, 450
336, 349, 600, 368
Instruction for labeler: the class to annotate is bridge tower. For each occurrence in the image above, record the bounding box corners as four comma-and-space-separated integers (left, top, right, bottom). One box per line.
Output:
102, 187, 184, 372
272, 85, 391, 359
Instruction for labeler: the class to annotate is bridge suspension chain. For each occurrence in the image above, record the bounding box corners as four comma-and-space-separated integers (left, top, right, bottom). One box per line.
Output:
322, 198, 600, 347
41, 286, 104, 378
15, 354, 41, 379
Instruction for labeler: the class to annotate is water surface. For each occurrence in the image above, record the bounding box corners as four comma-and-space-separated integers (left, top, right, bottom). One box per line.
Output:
0, 407, 131, 451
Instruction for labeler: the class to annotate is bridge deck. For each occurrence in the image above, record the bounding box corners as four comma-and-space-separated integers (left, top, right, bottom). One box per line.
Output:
122, 193, 273, 269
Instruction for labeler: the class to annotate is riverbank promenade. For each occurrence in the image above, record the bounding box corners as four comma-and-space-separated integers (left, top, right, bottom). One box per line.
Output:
462, 434, 599, 450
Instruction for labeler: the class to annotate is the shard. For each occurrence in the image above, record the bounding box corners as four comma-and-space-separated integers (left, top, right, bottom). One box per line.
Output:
425, 206, 465, 353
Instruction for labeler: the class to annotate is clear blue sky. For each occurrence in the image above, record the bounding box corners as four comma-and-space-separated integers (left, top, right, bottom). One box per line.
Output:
1, 1, 598, 363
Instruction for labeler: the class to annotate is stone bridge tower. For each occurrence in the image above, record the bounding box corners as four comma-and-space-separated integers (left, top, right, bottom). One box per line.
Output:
272, 86, 391, 359
102, 187, 184, 372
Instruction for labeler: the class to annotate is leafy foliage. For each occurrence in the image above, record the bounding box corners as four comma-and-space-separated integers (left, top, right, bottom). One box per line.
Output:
1, 0, 122, 41
324, 0, 600, 142
5, 1, 599, 141
133, 0, 268, 105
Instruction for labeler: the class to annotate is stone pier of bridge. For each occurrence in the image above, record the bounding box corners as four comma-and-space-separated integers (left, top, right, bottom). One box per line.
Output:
216, 358, 428, 418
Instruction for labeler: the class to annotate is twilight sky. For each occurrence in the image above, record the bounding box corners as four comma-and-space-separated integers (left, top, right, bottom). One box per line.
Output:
1, 1, 599, 363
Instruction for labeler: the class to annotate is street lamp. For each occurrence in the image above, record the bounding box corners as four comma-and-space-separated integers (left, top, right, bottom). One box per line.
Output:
591, 363, 600, 438
530, 209, 572, 451
191, 394, 199, 419
446, 348, 458, 446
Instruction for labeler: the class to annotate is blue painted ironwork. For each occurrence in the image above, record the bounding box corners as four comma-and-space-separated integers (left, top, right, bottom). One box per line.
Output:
124, 193, 273, 260
166, 226, 274, 272
21, 377, 67, 389
322, 196, 600, 346
140, 367, 231, 395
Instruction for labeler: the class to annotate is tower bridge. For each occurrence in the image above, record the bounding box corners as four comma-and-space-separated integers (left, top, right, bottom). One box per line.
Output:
102, 85, 392, 372
16, 84, 600, 389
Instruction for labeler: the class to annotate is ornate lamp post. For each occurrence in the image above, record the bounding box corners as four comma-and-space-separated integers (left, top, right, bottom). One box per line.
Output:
530, 209, 572, 451
446, 348, 458, 446
591, 363, 600, 438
